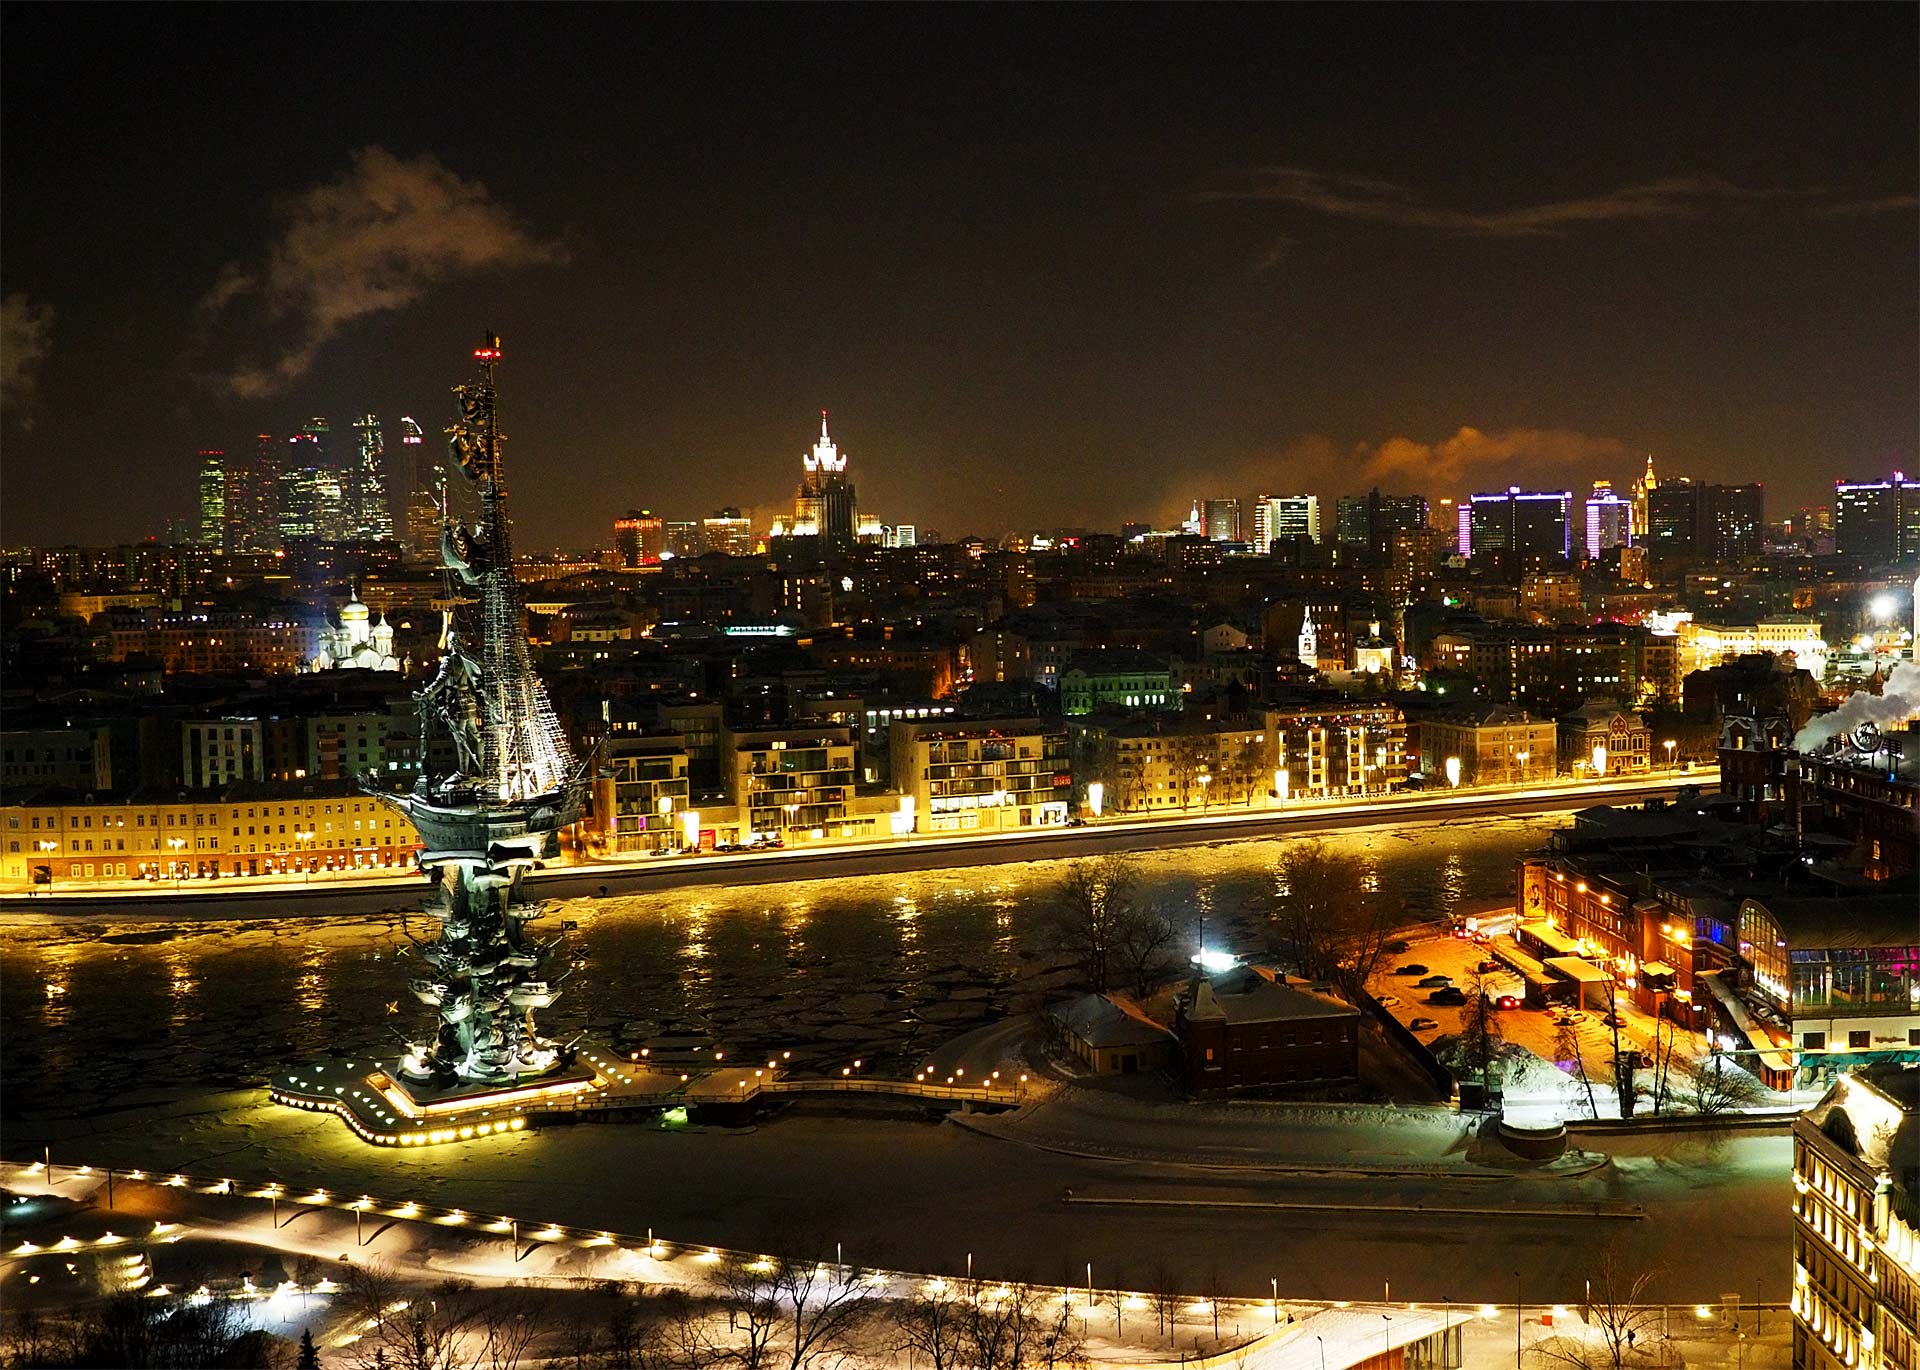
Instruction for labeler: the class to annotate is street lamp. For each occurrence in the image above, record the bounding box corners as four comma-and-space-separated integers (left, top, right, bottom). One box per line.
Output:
1591, 744, 1608, 779
1086, 782, 1104, 819
1663, 739, 1677, 772
1445, 756, 1462, 789
1273, 768, 1290, 804
166, 837, 186, 885
1515, 1272, 1523, 1370
1196, 770, 1211, 812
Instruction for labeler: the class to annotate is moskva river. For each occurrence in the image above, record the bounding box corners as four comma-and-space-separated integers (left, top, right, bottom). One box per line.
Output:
1, 814, 1551, 1118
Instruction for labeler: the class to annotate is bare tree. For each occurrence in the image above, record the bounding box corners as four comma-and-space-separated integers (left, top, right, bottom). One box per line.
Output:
3, 1307, 89, 1370
632, 1289, 720, 1370
555, 1319, 602, 1370
1554, 1014, 1599, 1120
1023, 1293, 1087, 1370
1044, 855, 1141, 991
339, 1268, 483, 1370
1232, 737, 1266, 807
711, 1260, 783, 1370
769, 1253, 878, 1370
1530, 1250, 1663, 1370
891, 1279, 971, 1370
1649, 1015, 1679, 1116
1605, 981, 1634, 1120
1685, 1053, 1767, 1117
480, 1291, 542, 1370
1111, 903, 1178, 1001
1270, 841, 1394, 997
1148, 1264, 1181, 1344
1459, 962, 1500, 1096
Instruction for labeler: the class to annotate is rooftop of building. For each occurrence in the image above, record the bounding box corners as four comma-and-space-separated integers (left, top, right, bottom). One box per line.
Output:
1560, 699, 1647, 726
1182, 967, 1358, 1026
1, 776, 379, 808
1801, 1066, 1919, 1204
1050, 992, 1176, 1049
1737, 883, 1920, 949
888, 716, 1057, 741
1061, 647, 1175, 676
1419, 701, 1544, 728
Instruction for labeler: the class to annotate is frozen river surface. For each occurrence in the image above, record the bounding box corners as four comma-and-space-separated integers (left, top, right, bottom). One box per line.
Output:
2, 816, 1542, 1119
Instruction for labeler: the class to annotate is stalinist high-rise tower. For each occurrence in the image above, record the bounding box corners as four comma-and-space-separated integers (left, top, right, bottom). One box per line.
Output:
1631, 452, 1658, 539
795, 411, 858, 552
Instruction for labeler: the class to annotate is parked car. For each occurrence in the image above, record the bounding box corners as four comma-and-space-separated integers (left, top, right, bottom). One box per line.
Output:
1417, 974, 1452, 988
1384, 939, 1412, 954
1553, 1010, 1588, 1026
1621, 1050, 1649, 1070
1428, 987, 1467, 1006
1476, 959, 1502, 974
1377, 994, 1402, 1008
1600, 1013, 1627, 1029
1492, 995, 1521, 1010
1409, 1017, 1440, 1031
1394, 963, 1428, 977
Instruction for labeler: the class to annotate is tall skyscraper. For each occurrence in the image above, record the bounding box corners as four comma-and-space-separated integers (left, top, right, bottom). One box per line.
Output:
1250, 496, 1275, 553
613, 509, 665, 567
664, 520, 704, 558
1703, 483, 1764, 561
1336, 489, 1427, 562
1583, 480, 1633, 560
1645, 480, 1764, 562
702, 507, 755, 556
1467, 487, 1572, 560
277, 417, 349, 542
348, 414, 396, 542
223, 434, 280, 552
1253, 494, 1320, 551
196, 450, 226, 549
1631, 453, 1658, 538
795, 412, 857, 551
1835, 474, 1920, 562
402, 417, 443, 562
1271, 495, 1320, 546
1203, 498, 1241, 542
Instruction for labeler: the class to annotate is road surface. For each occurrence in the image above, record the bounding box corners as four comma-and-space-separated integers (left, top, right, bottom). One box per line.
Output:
1, 773, 1712, 920
10, 1084, 1787, 1304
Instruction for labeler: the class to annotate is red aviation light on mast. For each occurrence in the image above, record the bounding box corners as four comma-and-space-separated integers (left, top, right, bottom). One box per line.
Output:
473, 332, 503, 363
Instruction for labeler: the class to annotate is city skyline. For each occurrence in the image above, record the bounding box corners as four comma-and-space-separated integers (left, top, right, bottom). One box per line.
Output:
3, 6, 1915, 547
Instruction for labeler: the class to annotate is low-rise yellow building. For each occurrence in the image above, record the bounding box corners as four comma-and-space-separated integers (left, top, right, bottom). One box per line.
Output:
1, 779, 419, 885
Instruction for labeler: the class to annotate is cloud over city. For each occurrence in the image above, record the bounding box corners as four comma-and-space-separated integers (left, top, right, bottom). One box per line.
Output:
1206, 166, 1913, 238
1, 292, 55, 429
1159, 425, 1635, 525
198, 147, 564, 398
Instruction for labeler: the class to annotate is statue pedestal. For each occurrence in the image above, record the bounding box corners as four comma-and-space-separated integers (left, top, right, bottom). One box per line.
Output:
270, 1053, 600, 1147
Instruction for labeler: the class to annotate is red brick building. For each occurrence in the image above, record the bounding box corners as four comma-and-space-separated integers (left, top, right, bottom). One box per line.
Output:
1174, 967, 1360, 1096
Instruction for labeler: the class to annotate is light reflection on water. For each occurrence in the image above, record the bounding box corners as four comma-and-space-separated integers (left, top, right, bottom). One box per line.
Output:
0, 816, 1550, 1114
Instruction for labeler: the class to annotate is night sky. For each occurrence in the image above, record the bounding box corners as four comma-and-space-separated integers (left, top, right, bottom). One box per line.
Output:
3, 5, 1914, 547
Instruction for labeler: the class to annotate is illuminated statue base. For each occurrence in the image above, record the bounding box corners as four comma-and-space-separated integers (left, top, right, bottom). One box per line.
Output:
270, 1053, 599, 1148
269, 1044, 693, 1147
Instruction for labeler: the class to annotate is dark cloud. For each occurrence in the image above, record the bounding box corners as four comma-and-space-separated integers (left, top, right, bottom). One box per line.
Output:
1206, 167, 1910, 238
198, 147, 564, 398
1, 292, 54, 429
